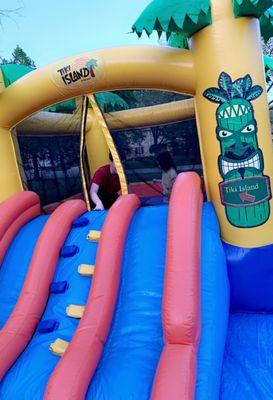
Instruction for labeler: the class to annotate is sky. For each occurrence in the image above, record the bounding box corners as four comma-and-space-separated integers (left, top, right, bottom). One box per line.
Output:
0, 0, 159, 67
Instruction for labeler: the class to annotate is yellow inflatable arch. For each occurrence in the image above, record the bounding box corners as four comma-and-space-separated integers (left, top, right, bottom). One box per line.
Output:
0, 46, 194, 200
1, 0, 272, 248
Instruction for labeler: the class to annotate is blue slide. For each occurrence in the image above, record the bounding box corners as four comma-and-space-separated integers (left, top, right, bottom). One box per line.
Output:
0, 215, 49, 330
0, 204, 168, 400
0, 211, 106, 399
0, 200, 268, 400
0, 200, 231, 400
86, 205, 168, 399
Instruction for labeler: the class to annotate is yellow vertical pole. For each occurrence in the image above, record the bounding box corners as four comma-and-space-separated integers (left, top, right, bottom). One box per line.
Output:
85, 108, 109, 178
192, 0, 273, 247
80, 96, 91, 210
88, 95, 128, 195
0, 127, 23, 201
0, 69, 6, 93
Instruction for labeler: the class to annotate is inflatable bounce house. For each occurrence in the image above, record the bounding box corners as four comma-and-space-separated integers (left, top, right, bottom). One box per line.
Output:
1, 0, 273, 399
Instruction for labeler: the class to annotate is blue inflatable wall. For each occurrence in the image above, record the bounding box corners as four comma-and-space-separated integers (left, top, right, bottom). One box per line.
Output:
224, 242, 273, 312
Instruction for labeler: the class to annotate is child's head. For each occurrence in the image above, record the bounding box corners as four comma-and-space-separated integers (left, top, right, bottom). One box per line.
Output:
155, 151, 176, 172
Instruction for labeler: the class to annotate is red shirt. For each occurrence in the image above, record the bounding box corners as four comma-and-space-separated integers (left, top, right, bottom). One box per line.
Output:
91, 165, 121, 208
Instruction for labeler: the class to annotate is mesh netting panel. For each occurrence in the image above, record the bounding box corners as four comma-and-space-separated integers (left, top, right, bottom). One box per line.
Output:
17, 135, 82, 207
111, 119, 202, 203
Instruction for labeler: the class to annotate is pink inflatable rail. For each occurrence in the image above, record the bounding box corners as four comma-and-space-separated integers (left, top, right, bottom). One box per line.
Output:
45, 194, 140, 400
151, 172, 203, 400
0, 191, 41, 265
0, 199, 86, 380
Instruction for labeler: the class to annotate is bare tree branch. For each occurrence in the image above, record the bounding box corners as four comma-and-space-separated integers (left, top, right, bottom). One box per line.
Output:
267, 81, 273, 94
0, 7, 22, 30
268, 99, 273, 108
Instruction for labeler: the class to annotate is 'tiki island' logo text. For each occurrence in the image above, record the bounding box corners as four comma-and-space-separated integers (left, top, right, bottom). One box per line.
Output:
56, 58, 98, 86
220, 176, 271, 206
52, 56, 102, 90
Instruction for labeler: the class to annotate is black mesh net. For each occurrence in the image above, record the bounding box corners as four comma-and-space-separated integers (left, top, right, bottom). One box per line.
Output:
111, 119, 202, 204
15, 98, 83, 209
17, 135, 82, 207
100, 89, 202, 205
14, 90, 203, 210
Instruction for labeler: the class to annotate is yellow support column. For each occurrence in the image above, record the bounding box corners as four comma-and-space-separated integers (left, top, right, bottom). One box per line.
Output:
0, 69, 6, 93
0, 127, 23, 201
89, 95, 128, 195
85, 107, 109, 178
192, 0, 273, 247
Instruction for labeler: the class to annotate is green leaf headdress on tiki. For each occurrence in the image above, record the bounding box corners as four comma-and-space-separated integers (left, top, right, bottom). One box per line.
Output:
203, 72, 272, 228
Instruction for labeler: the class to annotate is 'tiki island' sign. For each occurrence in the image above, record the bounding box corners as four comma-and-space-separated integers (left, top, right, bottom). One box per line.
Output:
220, 176, 271, 207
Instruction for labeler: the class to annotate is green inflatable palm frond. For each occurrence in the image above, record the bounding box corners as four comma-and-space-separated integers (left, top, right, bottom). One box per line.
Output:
94, 92, 129, 113
45, 99, 77, 114
168, 32, 189, 49
232, 0, 272, 18
232, 1, 273, 42
264, 54, 273, 82
260, 6, 273, 41
233, 1, 273, 43
264, 54, 273, 70
132, 0, 212, 39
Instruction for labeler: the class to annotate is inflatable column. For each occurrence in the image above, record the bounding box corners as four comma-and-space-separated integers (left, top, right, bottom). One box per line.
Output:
192, 0, 273, 247
85, 107, 109, 177
0, 127, 23, 201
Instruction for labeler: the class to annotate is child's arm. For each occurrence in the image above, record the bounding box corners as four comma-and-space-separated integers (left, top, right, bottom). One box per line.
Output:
90, 183, 104, 210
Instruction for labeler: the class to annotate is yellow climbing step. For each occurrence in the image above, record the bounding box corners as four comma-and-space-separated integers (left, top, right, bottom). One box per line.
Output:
87, 230, 101, 242
78, 264, 95, 277
66, 304, 85, 318
49, 338, 69, 356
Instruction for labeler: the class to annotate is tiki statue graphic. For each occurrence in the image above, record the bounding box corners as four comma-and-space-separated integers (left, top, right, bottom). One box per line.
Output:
203, 72, 271, 228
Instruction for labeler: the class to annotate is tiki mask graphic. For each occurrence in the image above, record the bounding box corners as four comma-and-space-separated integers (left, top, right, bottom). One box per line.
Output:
203, 72, 271, 228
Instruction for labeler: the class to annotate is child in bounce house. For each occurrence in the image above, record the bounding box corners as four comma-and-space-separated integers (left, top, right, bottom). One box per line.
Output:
155, 151, 177, 202
90, 153, 121, 210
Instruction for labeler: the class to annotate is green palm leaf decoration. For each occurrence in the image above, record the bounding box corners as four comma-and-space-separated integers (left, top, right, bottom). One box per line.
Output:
45, 99, 77, 114
264, 54, 273, 82
168, 32, 189, 49
264, 54, 273, 70
132, 0, 212, 39
260, 6, 273, 41
232, 0, 273, 42
94, 92, 129, 113
232, 0, 272, 17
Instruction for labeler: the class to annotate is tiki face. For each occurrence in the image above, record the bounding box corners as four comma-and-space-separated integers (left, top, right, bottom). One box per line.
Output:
203, 72, 271, 228
216, 99, 262, 180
